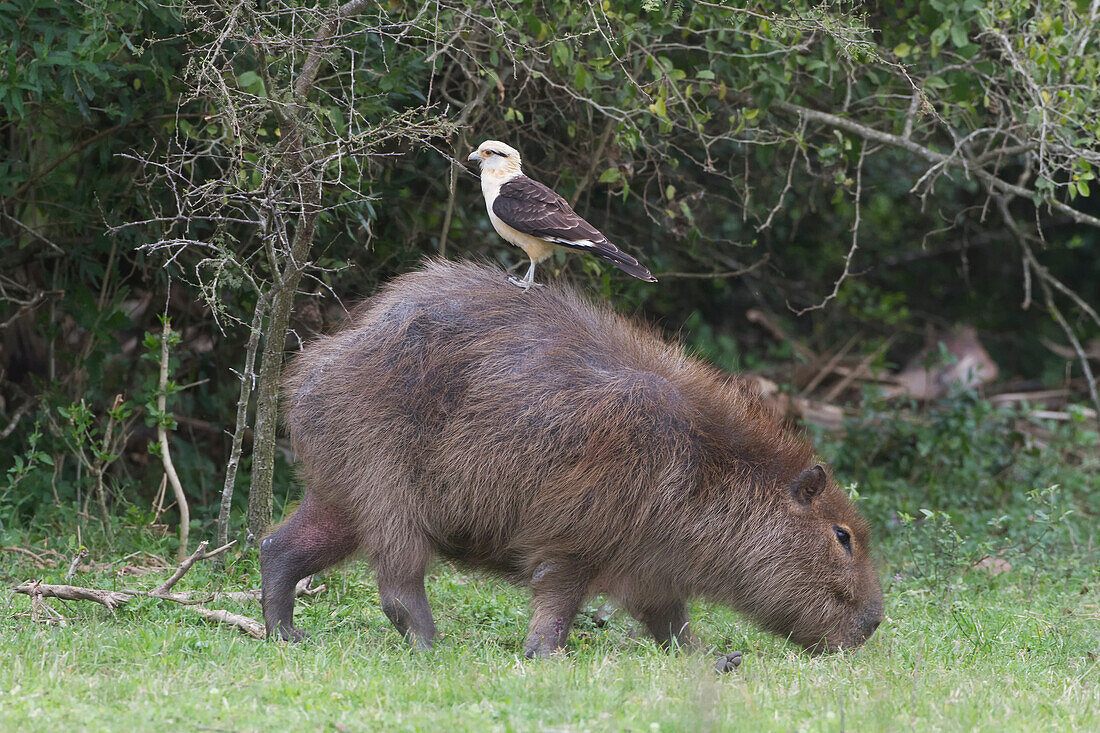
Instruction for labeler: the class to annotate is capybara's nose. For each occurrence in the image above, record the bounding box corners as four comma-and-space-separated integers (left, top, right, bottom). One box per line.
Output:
860, 612, 882, 640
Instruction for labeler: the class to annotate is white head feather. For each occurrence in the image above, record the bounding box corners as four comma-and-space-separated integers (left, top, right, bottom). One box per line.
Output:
468, 140, 523, 180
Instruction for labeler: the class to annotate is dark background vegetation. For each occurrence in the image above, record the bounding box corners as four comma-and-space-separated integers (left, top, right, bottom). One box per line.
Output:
1, 0, 1097, 557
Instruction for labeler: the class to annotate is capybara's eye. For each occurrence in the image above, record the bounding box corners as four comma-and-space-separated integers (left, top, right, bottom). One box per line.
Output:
834, 525, 851, 551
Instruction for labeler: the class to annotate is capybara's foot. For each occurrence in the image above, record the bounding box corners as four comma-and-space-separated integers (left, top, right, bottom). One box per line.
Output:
523, 614, 572, 658
269, 622, 310, 643
523, 561, 590, 658
377, 577, 438, 651
669, 632, 703, 654
522, 639, 566, 659
715, 650, 743, 673
411, 635, 434, 652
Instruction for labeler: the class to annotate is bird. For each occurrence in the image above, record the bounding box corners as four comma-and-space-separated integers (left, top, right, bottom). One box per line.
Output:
467, 140, 657, 289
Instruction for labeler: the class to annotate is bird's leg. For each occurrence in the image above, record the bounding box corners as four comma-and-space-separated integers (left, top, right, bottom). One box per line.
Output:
508, 260, 544, 290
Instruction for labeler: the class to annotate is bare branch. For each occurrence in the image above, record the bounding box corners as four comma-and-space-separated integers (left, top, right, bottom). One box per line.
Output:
792, 140, 867, 315
13, 581, 131, 611
64, 549, 89, 583
156, 313, 190, 561
0, 398, 35, 440
660, 254, 771, 280
186, 607, 265, 639
774, 101, 1100, 229
997, 197, 1100, 425
217, 297, 266, 548
152, 540, 235, 595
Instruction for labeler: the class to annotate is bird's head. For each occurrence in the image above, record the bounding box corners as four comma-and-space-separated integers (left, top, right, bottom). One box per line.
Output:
468, 140, 522, 179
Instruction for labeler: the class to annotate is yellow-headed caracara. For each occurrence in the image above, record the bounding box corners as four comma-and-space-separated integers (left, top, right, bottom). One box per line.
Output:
467, 140, 657, 289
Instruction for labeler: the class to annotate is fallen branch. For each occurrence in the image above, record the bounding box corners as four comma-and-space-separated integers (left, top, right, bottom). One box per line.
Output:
187, 607, 265, 639
800, 333, 860, 397
124, 576, 324, 606
152, 540, 234, 595
745, 309, 818, 362
65, 548, 89, 582
1, 546, 61, 569
1030, 408, 1097, 422
13, 581, 131, 611
990, 389, 1072, 406
30, 592, 69, 626
11, 544, 322, 639
822, 336, 897, 403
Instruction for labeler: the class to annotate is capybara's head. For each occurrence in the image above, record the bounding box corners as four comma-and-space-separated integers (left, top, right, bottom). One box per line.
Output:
736, 465, 883, 653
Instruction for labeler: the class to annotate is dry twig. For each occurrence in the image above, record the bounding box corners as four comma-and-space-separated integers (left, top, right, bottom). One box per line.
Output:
187, 607, 265, 639
11, 543, 322, 638
65, 548, 89, 582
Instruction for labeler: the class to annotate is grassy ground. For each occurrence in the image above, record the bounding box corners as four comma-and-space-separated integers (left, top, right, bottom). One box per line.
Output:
2, 541, 1097, 732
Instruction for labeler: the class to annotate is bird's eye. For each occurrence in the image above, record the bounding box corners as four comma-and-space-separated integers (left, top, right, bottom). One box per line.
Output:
483, 150, 494, 156
834, 525, 851, 550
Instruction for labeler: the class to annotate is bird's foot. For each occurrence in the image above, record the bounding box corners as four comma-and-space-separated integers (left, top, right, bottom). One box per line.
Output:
508, 275, 544, 290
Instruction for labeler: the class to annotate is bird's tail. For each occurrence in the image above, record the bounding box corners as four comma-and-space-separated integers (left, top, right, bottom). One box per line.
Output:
590, 248, 658, 283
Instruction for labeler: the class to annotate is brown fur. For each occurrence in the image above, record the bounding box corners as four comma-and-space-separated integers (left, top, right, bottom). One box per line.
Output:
260, 259, 883, 655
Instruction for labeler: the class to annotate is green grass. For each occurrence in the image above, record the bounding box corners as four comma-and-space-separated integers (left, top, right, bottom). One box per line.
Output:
2, 544, 1097, 732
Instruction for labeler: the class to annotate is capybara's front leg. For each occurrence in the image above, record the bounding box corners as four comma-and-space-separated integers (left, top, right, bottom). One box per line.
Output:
376, 555, 437, 651
633, 599, 700, 652
261, 492, 359, 641
523, 561, 592, 658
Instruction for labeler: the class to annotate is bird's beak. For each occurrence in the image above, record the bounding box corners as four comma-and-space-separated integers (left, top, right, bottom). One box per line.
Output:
467, 150, 482, 163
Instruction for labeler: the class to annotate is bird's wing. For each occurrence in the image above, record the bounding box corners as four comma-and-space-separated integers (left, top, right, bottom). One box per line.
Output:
492, 176, 656, 282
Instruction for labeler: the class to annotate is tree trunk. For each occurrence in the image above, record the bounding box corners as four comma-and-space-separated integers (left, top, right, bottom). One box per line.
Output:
246, 181, 321, 542
218, 297, 265, 548
244, 0, 368, 542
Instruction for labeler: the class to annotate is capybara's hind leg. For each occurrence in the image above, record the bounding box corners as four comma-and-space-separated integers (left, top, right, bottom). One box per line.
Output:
523, 560, 592, 658
631, 599, 700, 652
375, 547, 437, 650
261, 492, 359, 641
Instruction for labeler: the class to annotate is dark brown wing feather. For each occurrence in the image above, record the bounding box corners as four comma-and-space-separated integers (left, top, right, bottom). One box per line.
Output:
493, 176, 656, 282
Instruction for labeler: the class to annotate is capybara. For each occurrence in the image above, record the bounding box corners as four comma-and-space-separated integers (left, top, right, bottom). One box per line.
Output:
261, 260, 883, 655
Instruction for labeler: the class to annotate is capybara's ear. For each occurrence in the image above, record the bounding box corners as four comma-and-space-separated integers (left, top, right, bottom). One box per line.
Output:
791, 465, 827, 505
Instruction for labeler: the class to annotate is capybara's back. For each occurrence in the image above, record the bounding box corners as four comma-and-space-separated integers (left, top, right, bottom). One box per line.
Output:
262, 260, 883, 656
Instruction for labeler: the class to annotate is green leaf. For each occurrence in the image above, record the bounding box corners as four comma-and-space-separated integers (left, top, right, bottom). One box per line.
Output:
598, 167, 621, 184
237, 71, 263, 94
950, 23, 968, 49
574, 64, 589, 91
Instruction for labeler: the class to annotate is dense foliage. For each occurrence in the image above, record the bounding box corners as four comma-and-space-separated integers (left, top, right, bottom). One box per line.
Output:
2, 0, 1098, 547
